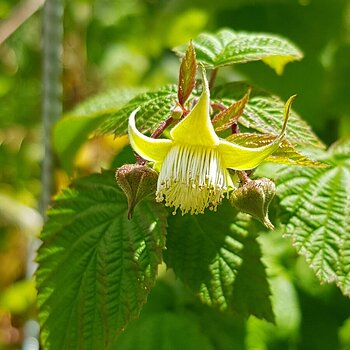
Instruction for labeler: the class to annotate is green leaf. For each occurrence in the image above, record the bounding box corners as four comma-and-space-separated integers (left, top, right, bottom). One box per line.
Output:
112, 312, 213, 350
213, 82, 324, 149
71, 88, 147, 118
99, 84, 178, 136
53, 88, 145, 173
36, 170, 167, 350
227, 133, 326, 167
164, 201, 274, 322
246, 274, 301, 349
174, 29, 303, 73
178, 41, 197, 107
53, 115, 105, 173
277, 138, 350, 295
113, 278, 246, 350
193, 302, 246, 350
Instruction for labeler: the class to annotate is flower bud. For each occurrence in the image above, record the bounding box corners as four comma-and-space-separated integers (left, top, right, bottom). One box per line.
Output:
230, 178, 276, 230
116, 164, 158, 220
170, 104, 183, 120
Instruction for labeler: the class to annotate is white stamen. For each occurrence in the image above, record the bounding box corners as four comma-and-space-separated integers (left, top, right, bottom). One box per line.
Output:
156, 144, 231, 215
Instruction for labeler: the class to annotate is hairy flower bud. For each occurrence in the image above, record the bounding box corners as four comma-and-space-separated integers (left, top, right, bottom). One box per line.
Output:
230, 178, 276, 230
116, 164, 158, 219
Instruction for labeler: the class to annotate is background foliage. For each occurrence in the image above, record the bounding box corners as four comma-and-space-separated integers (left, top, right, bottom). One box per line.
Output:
1, 0, 350, 349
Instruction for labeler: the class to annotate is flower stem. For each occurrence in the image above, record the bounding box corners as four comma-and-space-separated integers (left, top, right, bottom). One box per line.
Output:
231, 122, 240, 134
135, 154, 147, 165
209, 68, 218, 91
237, 170, 252, 184
0, 0, 44, 44
211, 101, 226, 111
151, 117, 174, 138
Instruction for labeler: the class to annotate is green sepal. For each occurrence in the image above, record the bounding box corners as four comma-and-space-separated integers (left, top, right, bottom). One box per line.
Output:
116, 164, 159, 219
230, 178, 276, 230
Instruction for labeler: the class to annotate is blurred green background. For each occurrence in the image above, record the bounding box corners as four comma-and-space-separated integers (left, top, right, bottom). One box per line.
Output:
1, 0, 350, 349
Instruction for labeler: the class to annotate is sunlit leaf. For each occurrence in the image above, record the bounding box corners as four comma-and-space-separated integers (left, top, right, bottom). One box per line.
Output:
99, 85, 178, 136
246, 274, 301, 349
36, 170, 167, 350
261, 55, 297, 75
213, 82, 324, 149
227, 133, 326, 167
53, 88, 145, 173
165, 201, 274, 322
277, 138, 350, 295
174, 29, 303, 72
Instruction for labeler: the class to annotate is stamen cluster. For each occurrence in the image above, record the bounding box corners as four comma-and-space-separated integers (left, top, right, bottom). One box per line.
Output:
156, 144, 230, 214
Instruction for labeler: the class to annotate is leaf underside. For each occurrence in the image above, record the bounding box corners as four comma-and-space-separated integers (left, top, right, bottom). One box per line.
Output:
36, 170, 167, 350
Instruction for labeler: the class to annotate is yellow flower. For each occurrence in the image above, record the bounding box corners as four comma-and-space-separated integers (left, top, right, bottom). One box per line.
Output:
128, 70, 290, 215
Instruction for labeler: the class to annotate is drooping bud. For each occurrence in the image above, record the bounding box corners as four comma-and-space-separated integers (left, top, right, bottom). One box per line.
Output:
230, 178, 276, 230
116, 164, 158, 220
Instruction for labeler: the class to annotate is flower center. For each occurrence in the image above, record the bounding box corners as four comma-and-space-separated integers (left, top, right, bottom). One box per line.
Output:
156, 143, 231, 215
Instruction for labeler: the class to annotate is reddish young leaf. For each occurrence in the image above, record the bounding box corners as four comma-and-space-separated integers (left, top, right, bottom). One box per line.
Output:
212, 88, 251, 131
178, 41, 197, 107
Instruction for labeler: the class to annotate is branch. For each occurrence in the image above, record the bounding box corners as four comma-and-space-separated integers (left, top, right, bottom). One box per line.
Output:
40, 0, 63, 214
0, 0, 45, 45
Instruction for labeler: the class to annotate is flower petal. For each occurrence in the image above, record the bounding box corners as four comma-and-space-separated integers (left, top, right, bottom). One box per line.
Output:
170, 68, 219, 146
128, 107, 172, 162
219, 94, 295, 170
218, 139, 281, 170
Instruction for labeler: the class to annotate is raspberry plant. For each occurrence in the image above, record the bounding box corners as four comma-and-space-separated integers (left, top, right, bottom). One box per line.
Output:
36, 29, 350, 350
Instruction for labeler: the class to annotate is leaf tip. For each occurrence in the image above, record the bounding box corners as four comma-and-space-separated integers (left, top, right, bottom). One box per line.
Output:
280, 94, 297, 137
178, 41, 197, 106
